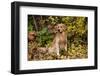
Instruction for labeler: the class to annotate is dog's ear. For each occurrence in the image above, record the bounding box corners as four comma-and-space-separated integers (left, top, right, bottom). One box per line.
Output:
53, 25, 58, 33
63, 24, 67, 31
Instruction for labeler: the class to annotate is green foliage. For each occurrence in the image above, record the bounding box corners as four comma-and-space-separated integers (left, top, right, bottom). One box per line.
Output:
36, 27, 53, 47
28, 16, 33, 32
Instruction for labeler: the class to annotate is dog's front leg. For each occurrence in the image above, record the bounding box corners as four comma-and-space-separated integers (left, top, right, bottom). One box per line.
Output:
65, 38, 67, 52
56, 39, 60, 56
65, 44, 67, 52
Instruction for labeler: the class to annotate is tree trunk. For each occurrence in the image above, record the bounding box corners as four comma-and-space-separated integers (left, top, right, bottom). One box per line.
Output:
32, 16, 38, 31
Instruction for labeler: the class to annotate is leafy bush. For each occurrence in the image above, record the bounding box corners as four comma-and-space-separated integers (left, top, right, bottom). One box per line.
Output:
36, 27, 53, 47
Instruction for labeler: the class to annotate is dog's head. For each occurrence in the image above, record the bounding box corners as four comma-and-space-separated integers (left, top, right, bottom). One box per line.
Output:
55, 24, 66, 33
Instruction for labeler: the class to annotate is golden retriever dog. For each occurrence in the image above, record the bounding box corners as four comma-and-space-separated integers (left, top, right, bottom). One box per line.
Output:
48, 24, 67, 56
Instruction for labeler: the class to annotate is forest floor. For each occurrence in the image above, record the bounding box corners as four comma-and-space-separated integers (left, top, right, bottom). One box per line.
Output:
28, 41, 88, 61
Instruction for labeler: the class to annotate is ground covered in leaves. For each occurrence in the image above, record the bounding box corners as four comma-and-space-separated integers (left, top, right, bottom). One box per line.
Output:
28, 41, 87, 61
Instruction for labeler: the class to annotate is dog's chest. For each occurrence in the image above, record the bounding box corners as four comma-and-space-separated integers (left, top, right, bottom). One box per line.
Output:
59, 33, 66, 43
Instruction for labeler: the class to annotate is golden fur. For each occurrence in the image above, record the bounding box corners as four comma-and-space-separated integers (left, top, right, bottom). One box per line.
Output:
48, 24, 67, 56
